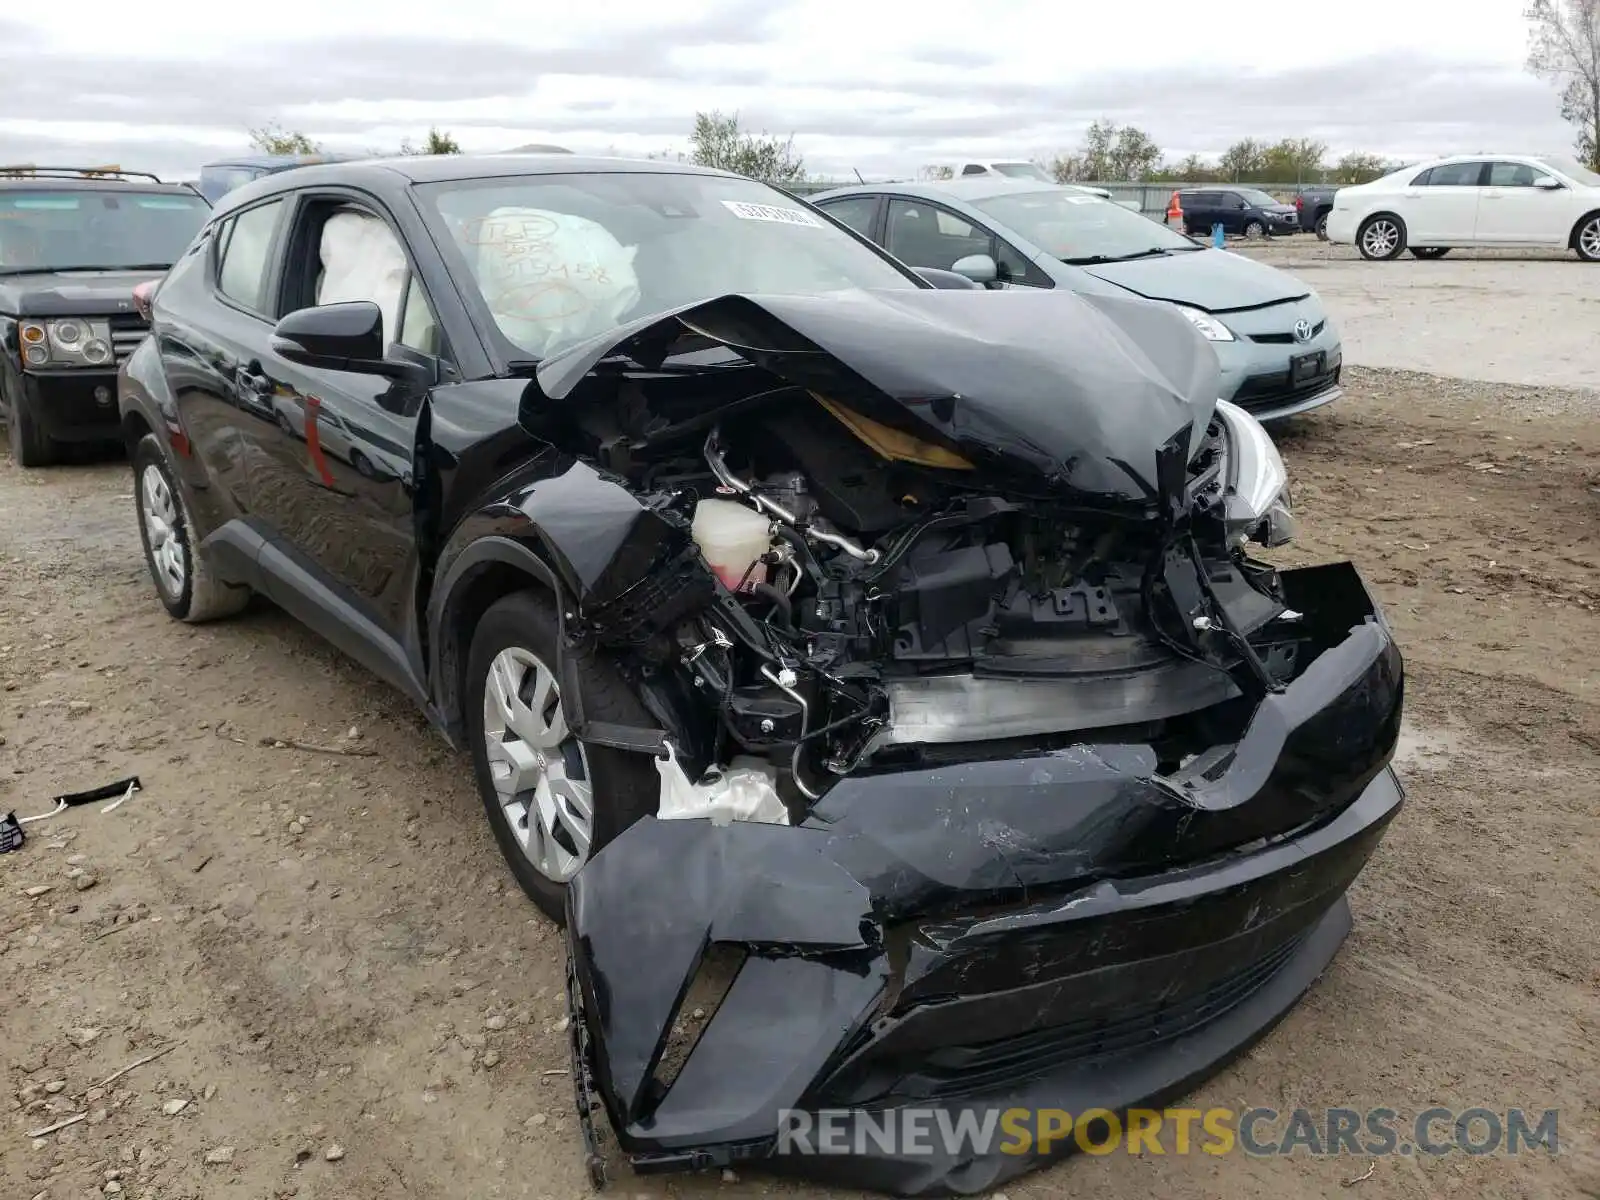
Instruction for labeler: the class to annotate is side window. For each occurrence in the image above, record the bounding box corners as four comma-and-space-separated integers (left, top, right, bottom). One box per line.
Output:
817, 196, 878, 238
885, 199, 990, 271
314, 208, 409, 347
961, 164, 986, 176
216, 199, 284, 312
1426, 162, 1485, 187
1221, 192, 1246, 209
1487, 161, 1545, 187
994, 237, 1050, 288
1410, 168, 1434, 186
397, 274, 441, 356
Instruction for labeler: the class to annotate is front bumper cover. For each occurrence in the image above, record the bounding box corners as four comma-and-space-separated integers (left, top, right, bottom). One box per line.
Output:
564, 561, 1405, 1196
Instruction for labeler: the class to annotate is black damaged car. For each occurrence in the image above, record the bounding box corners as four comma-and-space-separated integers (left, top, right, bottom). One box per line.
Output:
2, 167, 211, 466
118, 155, 1404, 1198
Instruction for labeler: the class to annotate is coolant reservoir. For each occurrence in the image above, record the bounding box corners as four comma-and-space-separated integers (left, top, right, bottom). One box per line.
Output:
691, 499, 773, 592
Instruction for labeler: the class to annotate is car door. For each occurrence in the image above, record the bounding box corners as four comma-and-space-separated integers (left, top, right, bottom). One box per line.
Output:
244, 190, 451, 668
1181, 191, 1213, 232
1475, 160, 1564, 244
1400, 161, 1485, 243
158, 195, 290, 515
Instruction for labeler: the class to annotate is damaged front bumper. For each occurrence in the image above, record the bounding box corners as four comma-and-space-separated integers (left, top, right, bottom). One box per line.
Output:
564, 562, 1405, 1197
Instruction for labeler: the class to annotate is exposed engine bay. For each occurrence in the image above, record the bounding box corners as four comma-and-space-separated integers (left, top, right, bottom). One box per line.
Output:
549, 359, 1305, 824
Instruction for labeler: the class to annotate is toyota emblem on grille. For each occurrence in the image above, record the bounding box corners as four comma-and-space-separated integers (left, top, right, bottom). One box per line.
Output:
1293, 319, 1314, 343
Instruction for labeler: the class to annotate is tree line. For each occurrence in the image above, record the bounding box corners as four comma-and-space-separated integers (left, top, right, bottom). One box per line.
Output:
248, 123, 462, 157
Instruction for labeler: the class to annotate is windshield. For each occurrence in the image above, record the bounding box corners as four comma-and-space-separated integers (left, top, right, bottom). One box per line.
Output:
1235, 188, 1281, 207
0, 189, 209, 272
993, 162, 1052, 181
1535, 157, 1600, 187
417, 171, 921, 360
969, 188, 1198, 262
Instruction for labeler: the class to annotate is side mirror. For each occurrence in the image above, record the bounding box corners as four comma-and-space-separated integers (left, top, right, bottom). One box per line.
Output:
270, 301, 418, 380
950, 253, 999, 284
916, 267, 983, 290
1534, 175, 1563, 190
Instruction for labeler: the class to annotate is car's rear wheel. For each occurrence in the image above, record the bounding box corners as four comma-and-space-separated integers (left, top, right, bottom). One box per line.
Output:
1315, 213, 1329, 240
132, 433, 250, 622
1357, 214, 1406, 260
1410, 247, 1450, 259
1244, 220, 1266, 239
465, 590, 658, 923
1574, 213, 1600, 262
6, 391, 57, 468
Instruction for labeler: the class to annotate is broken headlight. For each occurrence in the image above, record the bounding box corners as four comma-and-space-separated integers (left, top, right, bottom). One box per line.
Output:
1215, 398, 1296, 547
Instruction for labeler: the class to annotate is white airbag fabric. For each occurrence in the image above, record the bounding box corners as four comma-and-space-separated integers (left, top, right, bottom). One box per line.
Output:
469, 206, 640, 357
317, 211, 408, 347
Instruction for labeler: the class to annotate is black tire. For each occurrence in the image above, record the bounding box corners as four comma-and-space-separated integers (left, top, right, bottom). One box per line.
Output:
6, 389, 57, 468
132, 433, 250, 623
1315, 213, 1329, 240
1574, 213, 1600, 262
464, 589, 658, 923
1356, 214, 1407, 260
350, 449, 376, 479
1243, 220, 1266, 239
1410, 247, 1450, 259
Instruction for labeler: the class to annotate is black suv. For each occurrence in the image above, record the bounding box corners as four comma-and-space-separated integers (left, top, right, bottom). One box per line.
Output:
1, 167, 211, 466
1176, 186, 1300, 238
119, 155, 1403, 1195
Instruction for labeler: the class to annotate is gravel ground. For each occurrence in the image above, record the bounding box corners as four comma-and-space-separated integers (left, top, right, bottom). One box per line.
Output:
3, 366, 1599, 1200
1232, 237, 1600, 399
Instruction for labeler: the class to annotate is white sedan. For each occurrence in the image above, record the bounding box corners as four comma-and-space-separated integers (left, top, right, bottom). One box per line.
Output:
1325, 154, 1600, 261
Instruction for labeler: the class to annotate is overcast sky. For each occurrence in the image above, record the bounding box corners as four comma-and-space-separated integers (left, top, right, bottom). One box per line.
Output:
0, 0, 1576, 182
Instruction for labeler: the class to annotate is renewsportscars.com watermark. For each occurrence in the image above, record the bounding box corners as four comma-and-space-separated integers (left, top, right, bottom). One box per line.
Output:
776, 1106, 1561, 1158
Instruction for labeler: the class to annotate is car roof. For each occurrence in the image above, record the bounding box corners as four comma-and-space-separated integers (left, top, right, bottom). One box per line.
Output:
210, 152, 745, 216
0, 175, 200, 195
813, 178, 1085, 204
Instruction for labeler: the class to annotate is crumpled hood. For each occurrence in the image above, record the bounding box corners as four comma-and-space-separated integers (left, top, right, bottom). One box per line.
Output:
1082, 248, 1309, 314
0, 269, 163, 317
535, 287, 1220, 504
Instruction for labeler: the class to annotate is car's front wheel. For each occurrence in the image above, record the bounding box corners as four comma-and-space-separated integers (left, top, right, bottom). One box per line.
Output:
132, 433, 250, 622
1574, 213, 1600, 262
6, 391, 57, 468
1357, 214, 1407, 260
1410, 246, 1450, 259
1243, 220, 1266, 239
465, 590, 658, 923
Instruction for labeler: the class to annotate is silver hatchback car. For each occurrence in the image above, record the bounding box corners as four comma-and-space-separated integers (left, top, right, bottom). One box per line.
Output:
810, 179, 1343, 421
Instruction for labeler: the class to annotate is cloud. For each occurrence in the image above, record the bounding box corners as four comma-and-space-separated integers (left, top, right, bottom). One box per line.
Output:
0, 0, 1577, 183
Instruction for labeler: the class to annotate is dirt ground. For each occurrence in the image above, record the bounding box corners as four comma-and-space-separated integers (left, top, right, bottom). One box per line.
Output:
4, 368, 1599, 1200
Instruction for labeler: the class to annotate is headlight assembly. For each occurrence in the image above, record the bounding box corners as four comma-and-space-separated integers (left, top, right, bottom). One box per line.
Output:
1215, 398, 1296, 547
18, 319, 116, 369
1176, 305, 1235, 342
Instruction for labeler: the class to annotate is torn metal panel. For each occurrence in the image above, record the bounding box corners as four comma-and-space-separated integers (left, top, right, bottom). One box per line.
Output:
532, 288, 1221, 503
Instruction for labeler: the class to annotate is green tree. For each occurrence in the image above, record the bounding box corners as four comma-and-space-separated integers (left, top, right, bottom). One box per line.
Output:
248, 123, 321, 155
398, 127, 463, 155
1109, 125, 1163, 180
688, 110, 807, 183
1525, 0, 1600, 170
1047, 152, 1084, 183
1333, 151, 1391, 184
1218, 138, 1268, 180
1261, 137, 1328, 181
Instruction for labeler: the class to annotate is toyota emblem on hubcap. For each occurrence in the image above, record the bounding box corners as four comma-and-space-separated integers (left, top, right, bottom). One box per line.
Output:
1293, 319, 1314, 343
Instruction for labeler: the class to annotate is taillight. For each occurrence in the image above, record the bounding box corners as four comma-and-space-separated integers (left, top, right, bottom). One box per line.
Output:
1295, 194, 1304, 210
132, 280, 157, 323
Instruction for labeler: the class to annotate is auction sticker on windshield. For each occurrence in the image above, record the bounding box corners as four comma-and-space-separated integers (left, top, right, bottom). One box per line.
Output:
720, 200, 823, 227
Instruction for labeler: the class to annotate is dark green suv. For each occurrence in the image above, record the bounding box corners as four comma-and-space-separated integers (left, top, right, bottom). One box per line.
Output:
1, 167, 210, 466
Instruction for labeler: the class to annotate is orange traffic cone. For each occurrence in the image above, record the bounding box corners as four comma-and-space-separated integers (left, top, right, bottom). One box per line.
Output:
1166, 191, 1183, 226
